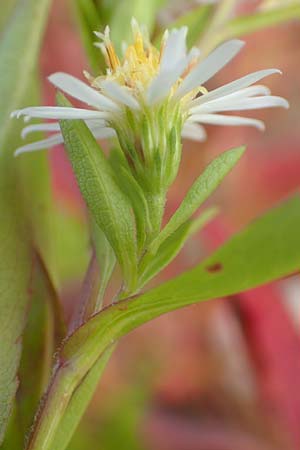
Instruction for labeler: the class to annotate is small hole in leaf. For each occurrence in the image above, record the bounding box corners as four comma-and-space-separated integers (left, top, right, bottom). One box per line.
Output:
205, 262, 223, 273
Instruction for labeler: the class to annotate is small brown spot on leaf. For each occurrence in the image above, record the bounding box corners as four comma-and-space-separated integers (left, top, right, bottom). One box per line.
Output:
205, 262, 223, 273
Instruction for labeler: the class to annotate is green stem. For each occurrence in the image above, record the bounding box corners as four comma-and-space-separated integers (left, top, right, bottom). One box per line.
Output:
45, 346, 115, 450
26, 364, 81, 450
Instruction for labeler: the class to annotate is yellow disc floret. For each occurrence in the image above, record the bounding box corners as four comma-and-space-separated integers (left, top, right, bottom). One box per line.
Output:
92, 19, 161, 92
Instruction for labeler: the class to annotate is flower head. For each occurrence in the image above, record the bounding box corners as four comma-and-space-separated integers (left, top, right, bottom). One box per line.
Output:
11, 18, 288, 186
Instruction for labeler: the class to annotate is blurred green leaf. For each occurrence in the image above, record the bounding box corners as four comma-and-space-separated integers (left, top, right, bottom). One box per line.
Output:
52, 206, 91, 285
74, 0, 104, 74
149, 146, 245, 254
67, 382, 146, 450
161, 4, 213, 48
0, 0, 17, 31
13, 254, 64, 444
223, 4, 300, 39
58, 94, 138, 292
0, 0, 51, 443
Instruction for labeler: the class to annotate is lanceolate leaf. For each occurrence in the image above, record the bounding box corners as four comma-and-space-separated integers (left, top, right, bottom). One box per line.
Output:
149, 146, 245, 253
65, 195, 300, 362
0, 0, 51, 443
27, 195, 300, 450
58, 94, 138, 291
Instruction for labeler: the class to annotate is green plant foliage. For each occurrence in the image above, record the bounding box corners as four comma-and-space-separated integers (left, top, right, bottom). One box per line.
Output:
0, 0, 51, 442
58, 94, 138, 292
0, 0, 17, 31
138, 207, 218, 289
223, 4, 300, 39
26, 195, 300, 450
50, 207, 91, 285
163, 4, 213, 48
92, 222, 116, 310
74, 0, 104, 74
149, 146, 245, 254
109, 148, 152, 252
67, 382, 146, 450
51, 347, 114, 450
64, 195, 300, 364
109, 0, 166, 54
3, 256, 65, 449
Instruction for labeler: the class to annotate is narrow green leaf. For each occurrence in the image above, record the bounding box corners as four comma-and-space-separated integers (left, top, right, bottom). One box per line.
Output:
0, 0, 51, 442
149, 146, 245, 253
92, 221, 116, 310
58, 94, 138, 291
138, 207, 218, 288
50, 347, 114, 450
223, 4, 300, 39
109, 148, 151, 252
14, 255, 64, 443
27, 195, 300, 450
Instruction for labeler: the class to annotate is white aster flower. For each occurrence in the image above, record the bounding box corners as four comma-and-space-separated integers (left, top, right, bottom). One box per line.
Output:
11, 18, 288, 166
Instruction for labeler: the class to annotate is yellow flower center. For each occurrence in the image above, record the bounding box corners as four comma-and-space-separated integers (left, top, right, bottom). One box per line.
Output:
87, 21, 206, 107
93, 25, 161, 92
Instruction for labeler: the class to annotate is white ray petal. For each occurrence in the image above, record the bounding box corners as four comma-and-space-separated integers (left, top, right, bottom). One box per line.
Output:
100, 80, 140, 110
160, 27, 188, 72
187, 46, 201, 64
188, 114, 265, 130
175, 40, 244, 99
21, 119, 108, 138
11, 106, 110, 120
147, 58, 188, 105
188, 85, 271, 111
182, 122, 207, 142
21, 122, 61, 139
190, 69, 281, 108
216, 85, 271, 100
48, 72, 119, 112
190, 96, 289, 114
15, 133, 64, 156
92, 127, 117, 139
16, 124, 116, 157
84, 118, 107, 129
